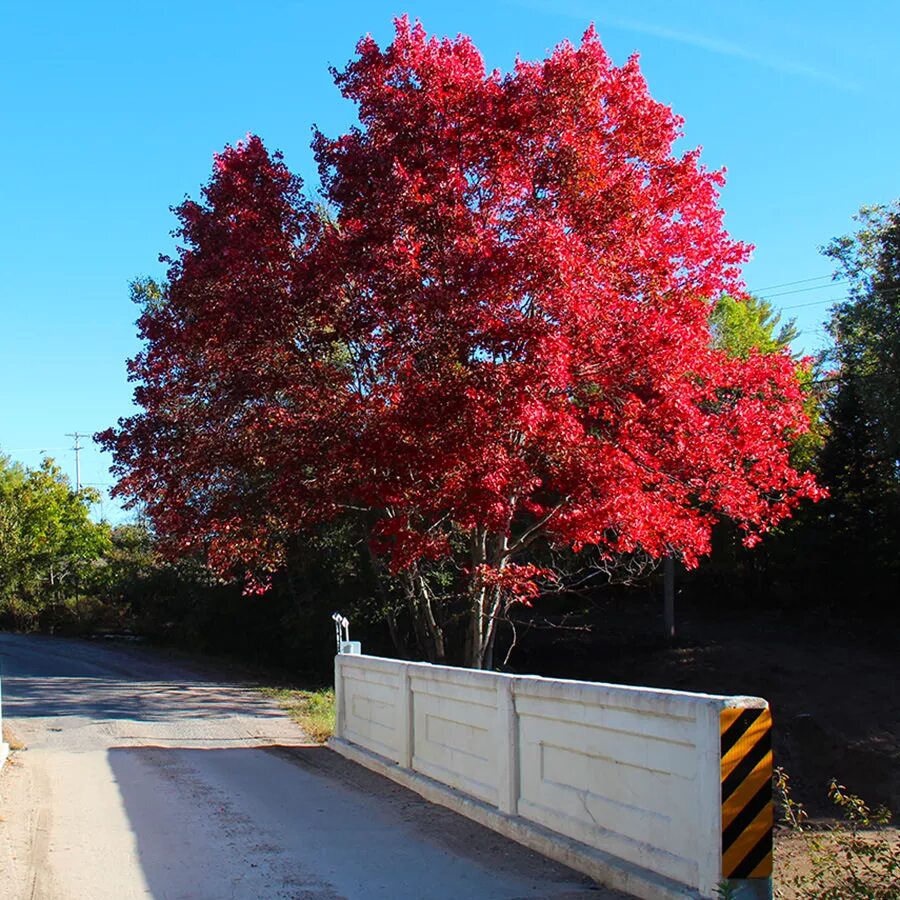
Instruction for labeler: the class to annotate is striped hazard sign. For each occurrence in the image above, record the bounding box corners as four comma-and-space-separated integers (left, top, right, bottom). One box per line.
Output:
720, 706, 774, 879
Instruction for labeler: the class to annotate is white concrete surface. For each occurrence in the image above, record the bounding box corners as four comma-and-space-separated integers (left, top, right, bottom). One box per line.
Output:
0, 661, 9, 770
0, 633, 621, 900
331, 654, 771, 899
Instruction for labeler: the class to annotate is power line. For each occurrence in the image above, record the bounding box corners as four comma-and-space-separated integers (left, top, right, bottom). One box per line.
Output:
779, 298, 838, 310
751, 275, 900, 306
760, 283, 900, 311
748, 274, 834, 293
7, 447, 68, 454
757, 280, 850, 300
810, 369, 888, 386
780, 286, 900, 309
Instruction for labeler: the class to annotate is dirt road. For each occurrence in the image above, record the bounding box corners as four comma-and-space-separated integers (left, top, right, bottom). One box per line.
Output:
0, 633, 616, 900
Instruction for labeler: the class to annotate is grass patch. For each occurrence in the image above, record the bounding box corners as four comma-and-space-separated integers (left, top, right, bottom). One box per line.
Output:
259, 686, 335, 743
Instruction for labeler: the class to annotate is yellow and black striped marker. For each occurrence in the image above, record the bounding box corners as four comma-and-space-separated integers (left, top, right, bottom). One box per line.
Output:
720, 706, 773, 880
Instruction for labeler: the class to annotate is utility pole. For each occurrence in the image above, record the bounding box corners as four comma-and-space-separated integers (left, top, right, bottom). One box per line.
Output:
65, 432, 86, 491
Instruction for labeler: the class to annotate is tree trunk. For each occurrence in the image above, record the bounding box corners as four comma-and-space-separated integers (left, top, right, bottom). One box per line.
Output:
401, 569, 446, 663
466, 590, 485, 669
416, 572, 446, 663
463, 530, 508, 669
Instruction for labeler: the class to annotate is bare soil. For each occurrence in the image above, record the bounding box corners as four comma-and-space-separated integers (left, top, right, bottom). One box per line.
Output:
773, 826, 900, 897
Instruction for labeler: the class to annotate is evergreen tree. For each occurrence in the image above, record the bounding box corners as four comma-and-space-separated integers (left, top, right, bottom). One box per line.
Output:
818, 202, 900, 605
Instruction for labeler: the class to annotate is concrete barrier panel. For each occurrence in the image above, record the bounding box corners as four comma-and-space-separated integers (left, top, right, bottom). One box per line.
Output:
340, 657, 404, 763
411, 670, 499, 805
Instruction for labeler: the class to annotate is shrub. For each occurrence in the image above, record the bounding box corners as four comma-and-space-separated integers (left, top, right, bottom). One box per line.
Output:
774, 767, 899, 899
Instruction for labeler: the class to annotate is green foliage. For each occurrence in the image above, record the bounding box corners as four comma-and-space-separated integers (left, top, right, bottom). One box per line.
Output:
815, 202, 900, 608
90, 517, 382, 678
821, 203, 900, 495
130, 276, 167, 313
715, 880, 740, 900
774, 767, 900, 899
790, 366, 829, 474
711, 294, 800, 359
0, 453, 111, 629
688, 296, 828, 618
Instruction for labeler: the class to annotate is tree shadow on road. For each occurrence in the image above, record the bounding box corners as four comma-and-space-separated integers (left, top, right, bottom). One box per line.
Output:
0, 633, 287, 723
4, 675, 286, 722
106, 744, 609, 900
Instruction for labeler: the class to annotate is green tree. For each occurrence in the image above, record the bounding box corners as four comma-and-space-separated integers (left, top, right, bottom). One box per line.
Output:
821, 202, 900, 493
817, 201, 900, 606
0, 454, 111, 628
710, 294, 799, 359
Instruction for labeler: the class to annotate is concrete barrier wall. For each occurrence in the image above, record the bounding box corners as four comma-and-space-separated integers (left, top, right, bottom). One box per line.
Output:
330, 654, 771, 900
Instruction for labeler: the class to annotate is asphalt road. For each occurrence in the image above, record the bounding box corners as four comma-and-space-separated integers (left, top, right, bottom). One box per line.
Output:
0, 633, 619, 900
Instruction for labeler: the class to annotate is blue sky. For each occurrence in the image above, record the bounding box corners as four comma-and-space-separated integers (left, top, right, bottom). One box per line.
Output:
1, 0, 897, 522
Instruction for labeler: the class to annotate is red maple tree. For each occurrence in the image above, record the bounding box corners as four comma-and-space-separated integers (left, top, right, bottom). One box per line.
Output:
101, 20, 821, 667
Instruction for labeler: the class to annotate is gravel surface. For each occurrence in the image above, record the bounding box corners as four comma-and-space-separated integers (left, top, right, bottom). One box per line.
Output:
0, 633, 621, 900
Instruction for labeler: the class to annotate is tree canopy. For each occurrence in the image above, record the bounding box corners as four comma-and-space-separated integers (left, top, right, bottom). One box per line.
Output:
0, 453, 111, 628
821, 202, 900, 488
101, 20, 821, 665
816, 201, 900, 601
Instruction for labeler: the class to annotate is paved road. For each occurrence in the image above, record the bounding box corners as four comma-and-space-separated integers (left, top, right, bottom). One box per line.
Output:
0, 633, 618, 900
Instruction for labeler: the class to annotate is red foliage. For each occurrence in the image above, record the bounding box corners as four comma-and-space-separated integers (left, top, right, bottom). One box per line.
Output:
100, 20, 822, 597
474, 564, 558, 606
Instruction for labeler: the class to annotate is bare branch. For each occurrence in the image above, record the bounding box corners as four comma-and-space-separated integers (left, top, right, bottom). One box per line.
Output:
506, 499, 569, 556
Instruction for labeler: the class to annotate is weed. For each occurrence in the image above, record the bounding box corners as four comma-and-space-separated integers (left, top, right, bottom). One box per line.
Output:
716, 880, 739, 899
774, 767, 900, 899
